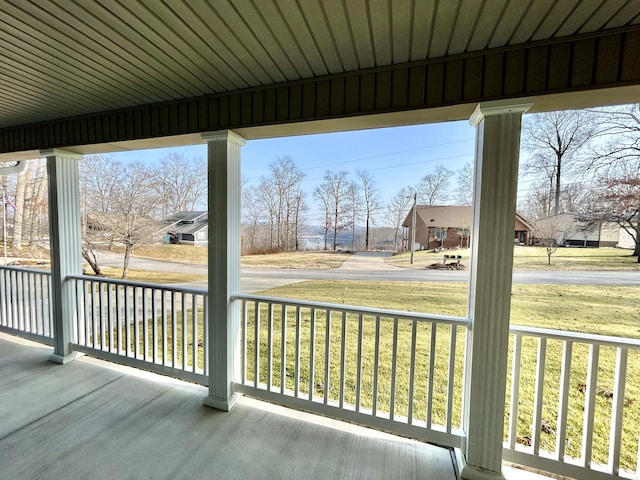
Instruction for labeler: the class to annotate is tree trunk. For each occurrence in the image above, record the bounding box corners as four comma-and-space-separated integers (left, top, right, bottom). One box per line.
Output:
82, 245, 103, 276
634, 217, 640, 259
365, 214, 370, 251
333, 205, 339, 251
1, 176, 7, 245
29, 161, 47, 248
122, 244, 132, 279
11, 163, 29, 250
554, 152, 562, 215
22, 167, 35, 247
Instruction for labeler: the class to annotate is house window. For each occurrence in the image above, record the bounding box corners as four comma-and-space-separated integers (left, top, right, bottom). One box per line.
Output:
433, 227, 447, 239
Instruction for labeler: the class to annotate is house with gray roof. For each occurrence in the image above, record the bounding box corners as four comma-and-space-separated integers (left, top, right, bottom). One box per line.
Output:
157, 211, 208, 247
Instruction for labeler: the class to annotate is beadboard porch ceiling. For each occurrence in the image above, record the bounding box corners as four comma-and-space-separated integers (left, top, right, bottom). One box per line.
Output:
1, 0, 639, 130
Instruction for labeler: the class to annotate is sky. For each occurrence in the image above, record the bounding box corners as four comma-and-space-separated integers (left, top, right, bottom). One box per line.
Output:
111, 121, 477, 224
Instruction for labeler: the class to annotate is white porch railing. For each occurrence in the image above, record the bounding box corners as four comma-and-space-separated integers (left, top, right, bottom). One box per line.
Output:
504, 325, 640, 480
233, 293, 470, 449
0, 266, 53, 344
69, 275, 208, 385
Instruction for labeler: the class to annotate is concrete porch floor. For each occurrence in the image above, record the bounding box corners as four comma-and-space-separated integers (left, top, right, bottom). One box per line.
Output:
0, 332, 460, 480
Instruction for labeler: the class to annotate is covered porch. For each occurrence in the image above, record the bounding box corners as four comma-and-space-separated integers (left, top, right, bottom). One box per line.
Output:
1, 2, 639, 479
0, 333, 459, 480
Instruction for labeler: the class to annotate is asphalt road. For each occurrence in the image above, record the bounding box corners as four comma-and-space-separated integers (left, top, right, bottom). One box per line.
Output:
97, 251, 640, 293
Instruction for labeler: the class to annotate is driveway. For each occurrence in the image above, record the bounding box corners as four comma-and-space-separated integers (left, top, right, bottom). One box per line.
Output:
96, 251, 640, 293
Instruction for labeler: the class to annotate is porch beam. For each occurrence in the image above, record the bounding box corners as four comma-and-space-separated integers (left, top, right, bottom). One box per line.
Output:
202, 130, 246, 411
43, 148, 83, 364
461, 101, 531, 479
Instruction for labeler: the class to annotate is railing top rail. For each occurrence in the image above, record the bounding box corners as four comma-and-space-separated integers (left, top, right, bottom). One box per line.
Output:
510, 324, 640, 349
0, 265, 51, 275
67, 274, 207, 295
234, 293, 471, 326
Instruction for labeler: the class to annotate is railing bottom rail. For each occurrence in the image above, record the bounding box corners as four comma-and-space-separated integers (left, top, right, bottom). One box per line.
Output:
235, 383, 464, 449
72, 344, 207, 386
0, 326, 53, 346
503, 449, 638, 480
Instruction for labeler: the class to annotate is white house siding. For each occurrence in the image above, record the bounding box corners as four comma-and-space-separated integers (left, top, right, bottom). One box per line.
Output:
600, 223, 621, 247
618, 227, 636, 249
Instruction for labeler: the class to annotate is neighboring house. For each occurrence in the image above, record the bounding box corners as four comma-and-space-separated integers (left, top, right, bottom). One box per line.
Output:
156, 211, 209, 247
402, 205, 533, 251
535, 212, 635, 248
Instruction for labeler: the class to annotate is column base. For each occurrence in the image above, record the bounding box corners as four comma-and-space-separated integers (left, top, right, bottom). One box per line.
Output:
203, 392, 241, 412
460, 465, 506, 480
48, 351, 83, 365
456, 451, 506, 480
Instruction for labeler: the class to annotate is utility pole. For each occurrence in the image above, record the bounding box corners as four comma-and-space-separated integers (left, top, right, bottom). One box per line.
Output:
410, 193, 417, 264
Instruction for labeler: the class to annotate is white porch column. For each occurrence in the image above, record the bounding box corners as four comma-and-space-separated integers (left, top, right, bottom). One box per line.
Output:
461, 102, 531, 479
202, 130, 246, 411
44, 149, 83, 364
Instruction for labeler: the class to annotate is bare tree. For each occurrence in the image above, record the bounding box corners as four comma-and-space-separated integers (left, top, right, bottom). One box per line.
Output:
416, 165, 452, 205
587, 163, 640, 259
255, 177, 279, 249
519, 179, 553, 221
357, 169, 381, 251
292, 189, 306, 251
81, 240, 103, 276
534, 217, 563, 265
80, 154, 124, 214
314, 185, 332, 250
314, 170, 351, 251
583, 103, 640, 259
384, 187, 413, 251
457, 226, 470, 248
269, 157, 306, 251
27, 160, 48, 249
242, 184, 262, 253
519, 180, 589, 221
150, 153, 207, 217
10, 162, 29, 250
346, 180, 362, 251
454, 162, 474, 205
522, 110, 599, 215
588, 103, 640, 168
81, 156, 161, 278
1, 175, 10, 247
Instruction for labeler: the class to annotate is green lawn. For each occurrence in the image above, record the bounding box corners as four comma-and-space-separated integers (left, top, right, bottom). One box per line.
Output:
108, 245, 352, 269
255, 280, 640, 338
511, 245, 640, 271
387, 246, 640, 271
87, 267, 206, 284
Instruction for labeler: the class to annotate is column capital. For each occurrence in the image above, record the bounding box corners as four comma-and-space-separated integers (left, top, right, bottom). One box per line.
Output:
201, 130, 246, 147
469, 101, 532, 127
40, 149, 83, 160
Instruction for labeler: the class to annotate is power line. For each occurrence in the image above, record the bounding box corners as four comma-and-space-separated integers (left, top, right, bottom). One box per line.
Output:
243, 137, 475, 181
